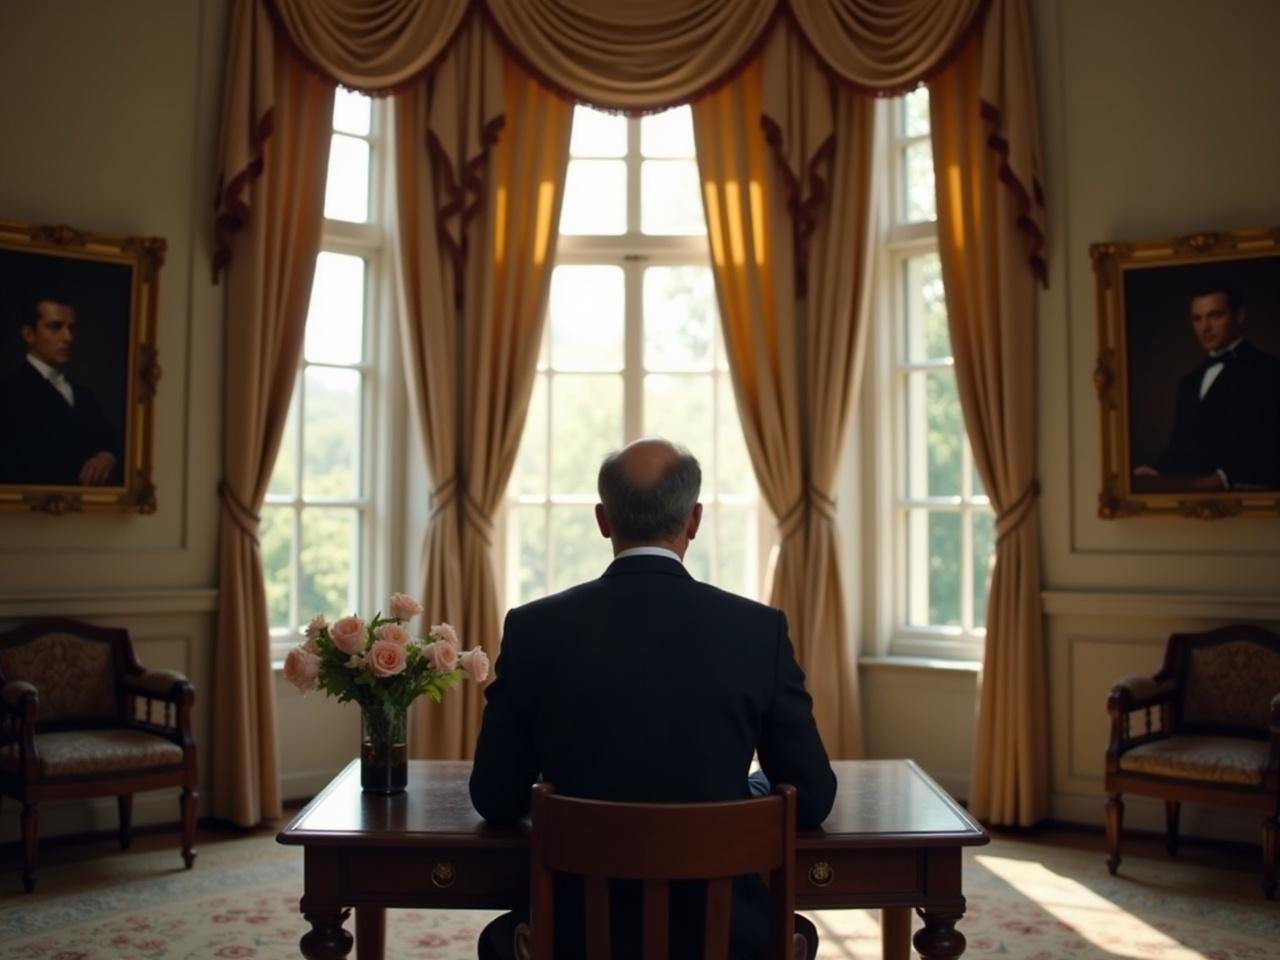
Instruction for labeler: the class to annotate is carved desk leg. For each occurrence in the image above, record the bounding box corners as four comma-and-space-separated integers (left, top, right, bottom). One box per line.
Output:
356, 905, 387, 960
912, 909, 966, 960
300, 907, 353, 960
881, 906, 911, 960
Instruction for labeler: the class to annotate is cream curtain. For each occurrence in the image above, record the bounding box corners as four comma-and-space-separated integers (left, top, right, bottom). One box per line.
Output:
212, 27, 334, 826
693, 27, 874, 758
930, 6, 1048, 825
394, 27, 571, 757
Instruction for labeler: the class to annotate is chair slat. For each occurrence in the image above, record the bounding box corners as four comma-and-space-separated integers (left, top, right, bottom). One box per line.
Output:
702, 877, 732, 959
585, 875, 611, 958
642, 879, 669, 960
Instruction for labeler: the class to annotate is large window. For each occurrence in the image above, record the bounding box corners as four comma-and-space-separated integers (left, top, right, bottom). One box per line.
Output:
882, 88, 993, 662
263, 89, 389, 661
505, 106, 762, 605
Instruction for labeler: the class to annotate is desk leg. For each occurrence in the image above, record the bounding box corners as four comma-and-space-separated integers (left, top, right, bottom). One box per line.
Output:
300, 907, 353, 960
881, 907, 911, 960
356, 905, 387, 959
911, 909, 965, 959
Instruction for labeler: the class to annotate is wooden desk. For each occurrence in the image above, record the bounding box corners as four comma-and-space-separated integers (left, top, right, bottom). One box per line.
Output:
278, 759, 987, 959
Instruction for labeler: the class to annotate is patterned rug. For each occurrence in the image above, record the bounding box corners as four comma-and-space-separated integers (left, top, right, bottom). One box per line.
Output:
2, 831, 1277, 959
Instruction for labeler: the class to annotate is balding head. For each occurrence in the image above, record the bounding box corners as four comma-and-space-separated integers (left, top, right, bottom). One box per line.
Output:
596, 439, 702, 550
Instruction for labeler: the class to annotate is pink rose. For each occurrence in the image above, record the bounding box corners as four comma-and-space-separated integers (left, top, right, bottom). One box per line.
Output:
283, 646, 321, 692
460, 648, 490, 683
329, 616, 366, 655
389, 593, 424, 620
430, 622, 459, 649
423, 640, 458, 673
367, 640, 407, 678
375, 623, 410, 646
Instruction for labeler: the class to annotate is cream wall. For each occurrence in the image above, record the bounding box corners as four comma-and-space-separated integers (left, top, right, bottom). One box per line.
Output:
856, 0, 1280, 844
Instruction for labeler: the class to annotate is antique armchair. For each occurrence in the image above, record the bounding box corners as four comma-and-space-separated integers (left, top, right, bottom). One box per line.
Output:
1104, 624, 1280, 898
0, 617, 198, 892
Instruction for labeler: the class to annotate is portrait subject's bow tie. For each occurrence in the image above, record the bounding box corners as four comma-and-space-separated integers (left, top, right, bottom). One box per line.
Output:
1202, 348, 1238, 372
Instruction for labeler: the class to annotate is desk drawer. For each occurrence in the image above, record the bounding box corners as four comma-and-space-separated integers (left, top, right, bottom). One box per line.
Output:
341, 848, 527, 908
797, 849, 921, 900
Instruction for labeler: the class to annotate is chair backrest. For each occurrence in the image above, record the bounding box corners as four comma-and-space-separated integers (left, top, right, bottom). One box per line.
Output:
1167, 625, 1280, 737
523, 782, 797, 960
0, 618, 135, 727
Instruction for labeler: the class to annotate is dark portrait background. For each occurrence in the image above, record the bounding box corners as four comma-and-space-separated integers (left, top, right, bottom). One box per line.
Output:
1123, 253, 1280, 470
0, 246, 133, 472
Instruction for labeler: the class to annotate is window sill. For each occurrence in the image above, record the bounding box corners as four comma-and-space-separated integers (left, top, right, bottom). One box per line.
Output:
857, 655, 981, 673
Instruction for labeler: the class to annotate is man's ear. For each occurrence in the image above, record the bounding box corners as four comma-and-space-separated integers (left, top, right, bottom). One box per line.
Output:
20, 325, 34, 348
595, 503, 611, 539
685, 502, 703, 541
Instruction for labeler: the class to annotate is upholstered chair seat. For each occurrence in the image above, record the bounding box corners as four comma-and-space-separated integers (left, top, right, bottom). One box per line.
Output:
1104, 625, 1280, 899
0, 618, 198, 893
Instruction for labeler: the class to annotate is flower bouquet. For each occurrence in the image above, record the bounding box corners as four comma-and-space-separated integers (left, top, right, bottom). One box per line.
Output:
283, 592, 489, 793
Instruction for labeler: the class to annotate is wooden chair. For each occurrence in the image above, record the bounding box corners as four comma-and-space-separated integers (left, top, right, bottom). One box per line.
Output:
514, 782, 805, 960
1104, 624, 1280, 898
0, 617, 198, 892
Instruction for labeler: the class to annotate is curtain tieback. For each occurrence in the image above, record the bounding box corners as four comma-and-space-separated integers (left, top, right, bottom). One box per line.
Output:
776, 486, 838, 544
217, 480, 261, 543
995, 480, 1041, 545
462, 491, 494, 547
429, 475, 459, 523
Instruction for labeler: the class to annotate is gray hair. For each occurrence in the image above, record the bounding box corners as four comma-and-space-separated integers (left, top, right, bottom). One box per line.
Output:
597, 444, 701, 541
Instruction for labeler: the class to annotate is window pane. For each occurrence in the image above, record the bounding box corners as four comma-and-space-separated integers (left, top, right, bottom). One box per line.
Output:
972, 510, 995, 631
268, 379, 299, 496
570, 105, 626, 157
643, 266, 715, 371
971, 457, 986, 499
641, 106, 695, 157
260, 506, 293, 629
550, 266, 624, 370
550, 374, 623, 496
333, 88, 371, 135
641, 159, 706, 235
905, 371, 962, 498
906, 509, 960, 627
550, 505, 611, 592
683, 531, 711, 583
904, 253, 949, 362
324, 133, 370, 223
903, 87, 930, 138
716, 377, 755, 498
513, 505, 547, 604
512, 376, 548, 497
903, 141, 936, 223
644, 374, 713, 459
303, 367, 361, 499
299, 508, 357, 621
716, 509, 750, 597
560, 160, 626, 234
306, 252, 366, 364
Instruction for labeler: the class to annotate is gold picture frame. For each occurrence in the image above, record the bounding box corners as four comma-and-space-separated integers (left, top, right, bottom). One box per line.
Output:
0, 220, 163, 514
1091, 226, 1280, 519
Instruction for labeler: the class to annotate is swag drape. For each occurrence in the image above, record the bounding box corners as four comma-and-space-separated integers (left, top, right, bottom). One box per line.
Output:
215, 0, 1048, 825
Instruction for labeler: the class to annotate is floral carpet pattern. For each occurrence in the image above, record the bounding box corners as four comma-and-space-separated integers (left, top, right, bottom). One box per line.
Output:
2, 832, 1277, 959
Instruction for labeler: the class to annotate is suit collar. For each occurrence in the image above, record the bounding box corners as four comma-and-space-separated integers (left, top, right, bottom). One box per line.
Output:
602, 554, 691, 579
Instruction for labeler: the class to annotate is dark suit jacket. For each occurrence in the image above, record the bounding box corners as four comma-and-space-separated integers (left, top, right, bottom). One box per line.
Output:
1154, 339, 1280, 488
470, 554, 837, 959
0, 361, 120, 486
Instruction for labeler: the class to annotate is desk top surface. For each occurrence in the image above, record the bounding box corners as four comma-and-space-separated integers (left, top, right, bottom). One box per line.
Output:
279, 759, 987, 851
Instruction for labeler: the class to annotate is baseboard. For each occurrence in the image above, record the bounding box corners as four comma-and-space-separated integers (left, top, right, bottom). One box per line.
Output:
1051, 792, 1260, 846
0, 788, 197, 845
280, 766, 349, 805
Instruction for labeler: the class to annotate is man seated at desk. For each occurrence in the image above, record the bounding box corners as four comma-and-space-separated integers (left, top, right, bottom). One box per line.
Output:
470, 437, 837, 960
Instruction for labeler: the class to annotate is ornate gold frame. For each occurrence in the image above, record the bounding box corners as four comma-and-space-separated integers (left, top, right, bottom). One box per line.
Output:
1091, 226, 1280, 519
0, 220, 163, 514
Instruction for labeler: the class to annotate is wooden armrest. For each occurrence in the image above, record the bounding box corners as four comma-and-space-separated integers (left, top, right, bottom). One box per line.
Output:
2, 680, 38, 712
123, 670, 192, 701
1108, 675, 1176, 712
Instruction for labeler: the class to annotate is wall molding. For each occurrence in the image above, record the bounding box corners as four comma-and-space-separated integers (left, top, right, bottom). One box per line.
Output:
0, 589, 217, 618
1042, 589, 1280, 621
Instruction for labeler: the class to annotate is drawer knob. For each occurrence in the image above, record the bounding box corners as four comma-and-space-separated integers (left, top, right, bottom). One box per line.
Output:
431, 862, 456, 888
808, 861, 834, 887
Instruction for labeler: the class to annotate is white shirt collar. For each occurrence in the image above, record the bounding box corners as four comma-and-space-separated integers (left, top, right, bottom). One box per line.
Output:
26, 353, 63, 380
614, 546, 682, 564
1209, 336, 1244, 359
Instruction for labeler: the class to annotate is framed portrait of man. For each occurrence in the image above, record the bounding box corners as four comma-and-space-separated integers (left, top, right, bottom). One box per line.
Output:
0, 220, 163, 514
1092, 226, 1280, 519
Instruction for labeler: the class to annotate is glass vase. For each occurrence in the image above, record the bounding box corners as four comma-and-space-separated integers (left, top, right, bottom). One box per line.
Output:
360, 700, 408, 794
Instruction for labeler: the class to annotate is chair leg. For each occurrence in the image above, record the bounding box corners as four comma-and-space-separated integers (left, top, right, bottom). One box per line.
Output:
180, 786, 198, 869
1105, 793, 1124, 875
20, 801, 39, 893
1263, 814, 1277, 900
1164, 800, 1180, 856
117, 794, 134, 850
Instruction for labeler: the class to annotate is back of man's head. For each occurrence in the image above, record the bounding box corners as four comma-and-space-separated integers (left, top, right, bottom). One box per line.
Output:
597, 439, 701, 542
